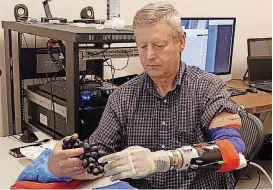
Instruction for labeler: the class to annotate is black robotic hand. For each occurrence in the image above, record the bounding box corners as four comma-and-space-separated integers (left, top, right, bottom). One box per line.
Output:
62, 136, 107, 176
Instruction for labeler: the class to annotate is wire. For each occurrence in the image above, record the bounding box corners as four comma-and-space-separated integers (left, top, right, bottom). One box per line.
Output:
111, 53, 130, 71
86, 45, 110, 57
104, 55, 115, 85
249, 162, 272, 188
22, 33, 28, 48
46, 39, 66, 71
250, 165, 261, 190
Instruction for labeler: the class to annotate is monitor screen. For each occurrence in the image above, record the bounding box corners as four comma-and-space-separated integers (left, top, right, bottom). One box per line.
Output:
181, 18, 236, 75
248, 56, 272, 83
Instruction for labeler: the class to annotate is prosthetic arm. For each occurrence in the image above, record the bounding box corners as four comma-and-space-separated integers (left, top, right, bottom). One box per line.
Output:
99, 140, 248, 181
164, 140, 247, 172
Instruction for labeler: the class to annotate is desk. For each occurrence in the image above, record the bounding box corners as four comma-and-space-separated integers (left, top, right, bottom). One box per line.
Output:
0, 131, 114, 189
226, 80, 272, 113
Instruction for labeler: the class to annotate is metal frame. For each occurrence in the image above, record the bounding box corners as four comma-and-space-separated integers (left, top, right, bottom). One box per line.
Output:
2, 21, 136, 136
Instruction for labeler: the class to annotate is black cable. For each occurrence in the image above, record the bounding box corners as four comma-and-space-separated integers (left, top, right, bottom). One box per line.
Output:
86, 45, 110, 57
22, 33, 28, 48
103, 53, 115, 85
46, 39, 66, 71
111, 53, 130, 71
249, 165, 261, 190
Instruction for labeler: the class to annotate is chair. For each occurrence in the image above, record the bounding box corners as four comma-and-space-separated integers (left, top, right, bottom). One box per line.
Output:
240, 113, 265, 160
234, 113, 265, 185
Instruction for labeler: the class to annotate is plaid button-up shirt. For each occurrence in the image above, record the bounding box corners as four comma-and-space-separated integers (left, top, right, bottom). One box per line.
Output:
89, 62, 244, 189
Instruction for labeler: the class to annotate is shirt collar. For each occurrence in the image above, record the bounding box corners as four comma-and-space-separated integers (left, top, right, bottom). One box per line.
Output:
144, 61, 185, 95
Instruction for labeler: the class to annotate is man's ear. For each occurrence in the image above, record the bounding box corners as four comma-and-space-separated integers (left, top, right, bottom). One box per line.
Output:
179, 32, 186, 52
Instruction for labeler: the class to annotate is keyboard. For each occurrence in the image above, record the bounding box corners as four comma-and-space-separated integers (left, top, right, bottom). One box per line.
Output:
226, 88, 248, 97
253, 83, 272, 93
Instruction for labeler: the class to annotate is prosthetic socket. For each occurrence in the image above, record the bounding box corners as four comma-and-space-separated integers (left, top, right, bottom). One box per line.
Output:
153, 141, 247, 172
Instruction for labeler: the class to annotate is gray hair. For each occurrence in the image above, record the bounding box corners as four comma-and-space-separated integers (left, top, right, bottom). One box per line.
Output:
133, 2, 182, 40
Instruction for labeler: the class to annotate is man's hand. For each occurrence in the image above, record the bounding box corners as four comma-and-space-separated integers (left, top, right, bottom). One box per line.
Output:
98, 146, 169, 181
48, 134, 86, 178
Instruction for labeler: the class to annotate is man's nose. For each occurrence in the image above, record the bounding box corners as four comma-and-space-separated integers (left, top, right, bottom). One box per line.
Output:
146, 46, 156, 60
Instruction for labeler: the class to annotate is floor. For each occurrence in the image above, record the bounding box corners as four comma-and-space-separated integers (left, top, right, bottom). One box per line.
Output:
235, 159, 272, 189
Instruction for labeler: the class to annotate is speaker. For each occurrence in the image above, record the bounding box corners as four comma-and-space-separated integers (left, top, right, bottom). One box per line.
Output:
14, 4, 28, 21
80, 6, 94, 19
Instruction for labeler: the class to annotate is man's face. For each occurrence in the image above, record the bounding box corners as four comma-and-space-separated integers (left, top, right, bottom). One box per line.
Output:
135, 21, 185, 79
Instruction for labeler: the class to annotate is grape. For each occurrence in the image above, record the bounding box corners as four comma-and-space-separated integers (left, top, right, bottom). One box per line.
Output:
82, 159, 89, 168
63, 138, 70, 145
90, 146, 98, 152
67, 143, 72, 149
88, 163, 96, 170
79, 141, 84, 148
79, 154, 85, 160
97, 165, 104, 173
84, 152, 91, 158
99, 162, 106, 167
92, 168, 100, 176
84, 146, 91, 153
61, 136, 108, 175
73, 143, 79, 148
90, 152, 98, 160
87, 167, 93, 174
98, 150, 107, 157
88, 157, 96, 163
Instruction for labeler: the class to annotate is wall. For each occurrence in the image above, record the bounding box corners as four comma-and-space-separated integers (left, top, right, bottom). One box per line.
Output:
0, 0, 271, 136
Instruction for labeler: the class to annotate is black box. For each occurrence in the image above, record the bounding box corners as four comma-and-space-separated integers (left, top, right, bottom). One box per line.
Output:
28, 100, 105, 140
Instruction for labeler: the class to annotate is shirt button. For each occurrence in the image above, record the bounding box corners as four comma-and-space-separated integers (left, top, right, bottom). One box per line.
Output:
162, 144, 165, 149
162, 121, 166, 126
163, 99, 167, 103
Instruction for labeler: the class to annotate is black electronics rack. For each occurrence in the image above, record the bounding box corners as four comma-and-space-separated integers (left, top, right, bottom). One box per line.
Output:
2, 21, 138, 139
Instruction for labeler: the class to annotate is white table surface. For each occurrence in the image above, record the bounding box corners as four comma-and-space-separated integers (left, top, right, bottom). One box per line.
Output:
0, 131, 114, 189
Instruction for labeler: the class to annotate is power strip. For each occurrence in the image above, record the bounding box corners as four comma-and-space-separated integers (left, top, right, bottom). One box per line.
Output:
79, 47, 139, 60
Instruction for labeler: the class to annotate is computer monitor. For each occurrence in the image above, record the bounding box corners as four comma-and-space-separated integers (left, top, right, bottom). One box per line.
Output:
247, 37, 272, 57
181, 17, 236, 75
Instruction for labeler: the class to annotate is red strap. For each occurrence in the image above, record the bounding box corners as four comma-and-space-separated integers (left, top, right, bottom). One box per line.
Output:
10, 180, 82, 189
216, 140, 240, 172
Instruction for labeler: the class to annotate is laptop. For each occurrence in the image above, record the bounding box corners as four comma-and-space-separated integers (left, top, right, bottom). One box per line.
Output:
247, 56, 272, 93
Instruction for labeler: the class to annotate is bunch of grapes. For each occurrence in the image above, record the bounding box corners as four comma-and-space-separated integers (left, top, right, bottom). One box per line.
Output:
62, 136, 107, 175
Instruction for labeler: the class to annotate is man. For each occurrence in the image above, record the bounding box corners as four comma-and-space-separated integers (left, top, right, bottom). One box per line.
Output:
48, 2, 246, 189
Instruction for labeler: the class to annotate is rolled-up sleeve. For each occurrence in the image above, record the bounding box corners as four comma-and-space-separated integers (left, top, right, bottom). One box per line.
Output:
200, 76, 246, 131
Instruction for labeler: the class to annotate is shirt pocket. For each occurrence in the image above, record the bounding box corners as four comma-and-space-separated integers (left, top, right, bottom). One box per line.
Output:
174, 129, 196, 148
